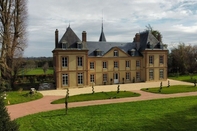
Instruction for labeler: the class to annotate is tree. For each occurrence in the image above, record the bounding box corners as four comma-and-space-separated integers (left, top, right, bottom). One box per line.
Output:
0, 95, 19, 131
0, 0, 27, 90
42, 62, 49, 74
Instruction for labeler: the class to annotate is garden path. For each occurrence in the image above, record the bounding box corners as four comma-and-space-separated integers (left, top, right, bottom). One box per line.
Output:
6, 79, 196, 120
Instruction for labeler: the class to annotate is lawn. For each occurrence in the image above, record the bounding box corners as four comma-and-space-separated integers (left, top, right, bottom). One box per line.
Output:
16, 96, 197, 131
168, 74, 197, 83
141, 85, 197, 94
19, 67, 53, 75
51, 91, 140, 104
2, 91, 43, 105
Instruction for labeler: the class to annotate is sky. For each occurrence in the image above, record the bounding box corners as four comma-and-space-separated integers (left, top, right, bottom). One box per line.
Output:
26, 0, 197, 57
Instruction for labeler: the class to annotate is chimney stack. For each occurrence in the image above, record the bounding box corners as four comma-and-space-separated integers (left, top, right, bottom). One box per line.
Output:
55, 29, 58, 48
82, 31, 87, 42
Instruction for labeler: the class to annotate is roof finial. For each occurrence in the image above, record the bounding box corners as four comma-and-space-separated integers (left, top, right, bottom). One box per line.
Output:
102, 10, 103, 32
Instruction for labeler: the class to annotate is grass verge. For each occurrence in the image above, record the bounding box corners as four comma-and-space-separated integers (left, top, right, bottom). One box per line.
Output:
51, 91, 140, 104
168, 74, 197, 83
141, 85, 197, 94
2, 91, 43, 105
16, 96, 197, 131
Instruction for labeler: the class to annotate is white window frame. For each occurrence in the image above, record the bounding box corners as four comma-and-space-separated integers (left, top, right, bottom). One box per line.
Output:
149, 69, 154, 80
103, 61, 107, 69
149, 55, 154, 64
160, 69, 164, 79
62, 57, 68, 67
136, 60, 140, 67
114, 61, 118, 68
126, 61, 130, 68
126, 72, 130, 80
62, 74, 68, 86
90, 74, 94, 83
159, 55, 164, 64
103, 74, 107, 82
78, 73, 83, 84
114, 50, 118, 57
78, 57, 83, 66
90, 62, 94, 69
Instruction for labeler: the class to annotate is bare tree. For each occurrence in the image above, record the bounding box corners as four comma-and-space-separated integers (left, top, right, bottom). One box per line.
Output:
0, 0, 27, 90
42, 62, 49, 75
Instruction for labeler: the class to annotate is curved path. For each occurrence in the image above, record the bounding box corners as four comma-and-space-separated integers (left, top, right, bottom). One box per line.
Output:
6, 79, 197, 120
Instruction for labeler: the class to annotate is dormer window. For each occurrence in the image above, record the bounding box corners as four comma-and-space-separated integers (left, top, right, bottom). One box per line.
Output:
62, 41, 67, 49
94, 49, 102, 56
114, 50, 118, 57
77, 42, 82, 49
128, 49, 135, 56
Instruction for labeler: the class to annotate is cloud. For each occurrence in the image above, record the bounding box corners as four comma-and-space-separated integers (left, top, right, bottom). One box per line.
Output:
25, 0, 197, 57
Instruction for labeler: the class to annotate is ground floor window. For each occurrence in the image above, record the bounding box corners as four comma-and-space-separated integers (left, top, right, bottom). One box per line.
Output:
126, 72, 130, 80
90, 74, 95, 83
78, 73, 83, 84
136, 72, 140, 80
160, 69, 164, 79
62, 74, 68, 86
149, 69, 154, 80
103, 74, 107, 82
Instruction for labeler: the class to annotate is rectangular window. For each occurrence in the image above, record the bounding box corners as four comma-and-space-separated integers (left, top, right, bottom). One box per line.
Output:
149, 55, 154, 64
114, 61, 118, 68
160, 69, 164, 79
126, 61, 130, 68
90, 74, 94, 83
90, 62, 94, 69
114, 50, 118, 57
149, 69, 154, 80
126, 72, 130, 80
62, 57, 68, 67
159, 55, 164, 64
103, 74, 107, 82
136, 72, 140, 80
62, 74, 68, 86
78, 57, 83, 66
103, 61, 107, 69
78, 73, 83, 84
136, 60, 140, 67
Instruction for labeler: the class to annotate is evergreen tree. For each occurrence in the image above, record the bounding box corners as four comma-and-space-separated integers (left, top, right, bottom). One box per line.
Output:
0, 95, 19, 131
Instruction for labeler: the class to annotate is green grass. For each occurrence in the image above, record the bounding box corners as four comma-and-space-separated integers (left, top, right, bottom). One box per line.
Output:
51, 91, 140, 104
16, 96, 197, 131
141, 85, 197, 94
169, 74, 197, 83
20, 67, 53, 75
2, 91, 43, 105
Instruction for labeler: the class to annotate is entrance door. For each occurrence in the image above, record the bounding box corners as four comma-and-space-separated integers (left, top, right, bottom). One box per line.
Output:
114, 73, 119, 84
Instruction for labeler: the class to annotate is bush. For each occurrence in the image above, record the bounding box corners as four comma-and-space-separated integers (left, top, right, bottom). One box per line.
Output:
0, 94, 19, 131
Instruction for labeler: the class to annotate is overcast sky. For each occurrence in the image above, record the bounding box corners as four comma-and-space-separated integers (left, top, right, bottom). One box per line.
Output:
26, 0, 197, 57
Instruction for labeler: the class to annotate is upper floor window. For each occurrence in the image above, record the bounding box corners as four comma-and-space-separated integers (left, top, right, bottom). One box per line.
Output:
114, 61, 118, 68
62, 57, 68, 67
114, 50, 118, 57
136, 60, 140, 67
90, 62, 94, 69
78, 57, 83, 66
149, 55, 154, 64
126, 61, 130, 68
62, 74, 68, 86
159, 55, 164, 64
103, 61, 107, 69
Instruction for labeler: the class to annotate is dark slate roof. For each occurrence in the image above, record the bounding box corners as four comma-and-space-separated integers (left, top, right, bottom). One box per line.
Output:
58, 26, 81, 48
86, 41, 141, 56
99, 24, 106, 42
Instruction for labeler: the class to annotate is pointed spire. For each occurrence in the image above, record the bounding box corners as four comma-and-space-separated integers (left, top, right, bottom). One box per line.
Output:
99, 16, 106, 42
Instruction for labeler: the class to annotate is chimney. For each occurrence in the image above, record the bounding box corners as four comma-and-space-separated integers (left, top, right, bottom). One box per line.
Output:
82, 31, 86, 42
55, 29, 58, 48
